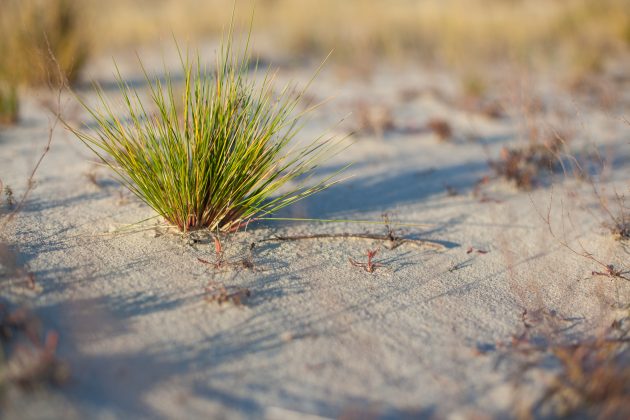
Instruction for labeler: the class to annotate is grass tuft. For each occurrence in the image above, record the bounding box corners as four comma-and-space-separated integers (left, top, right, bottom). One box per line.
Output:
71, 35, 345, 232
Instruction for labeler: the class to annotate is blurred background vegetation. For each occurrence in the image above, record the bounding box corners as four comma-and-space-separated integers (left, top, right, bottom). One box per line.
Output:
0, 0, 628, 92
94, 0, 630, 71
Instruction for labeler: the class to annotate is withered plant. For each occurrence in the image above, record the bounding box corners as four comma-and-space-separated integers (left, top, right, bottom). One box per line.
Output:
509, 314, 630, 418
490, 131, 567, 190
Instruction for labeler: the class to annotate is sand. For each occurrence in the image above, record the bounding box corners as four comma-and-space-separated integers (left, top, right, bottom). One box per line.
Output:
1, 44, 629, 419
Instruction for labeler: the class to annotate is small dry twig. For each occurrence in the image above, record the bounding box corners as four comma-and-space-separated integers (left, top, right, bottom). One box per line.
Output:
448, 258, 472, 273
258, 232, 445, 251
591, 264, 630, 281
466, 246, 489, 255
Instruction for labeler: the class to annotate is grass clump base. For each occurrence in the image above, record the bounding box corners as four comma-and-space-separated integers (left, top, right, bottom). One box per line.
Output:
72, 37, 344, 232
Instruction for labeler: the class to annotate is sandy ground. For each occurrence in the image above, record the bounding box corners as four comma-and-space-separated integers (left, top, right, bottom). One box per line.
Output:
1, 44, 629, 419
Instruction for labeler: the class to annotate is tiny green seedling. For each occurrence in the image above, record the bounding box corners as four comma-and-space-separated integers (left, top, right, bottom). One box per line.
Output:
71, 27, 345, 232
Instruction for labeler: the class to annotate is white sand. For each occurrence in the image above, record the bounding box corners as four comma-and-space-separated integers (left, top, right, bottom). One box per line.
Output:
1, 45, 629, 419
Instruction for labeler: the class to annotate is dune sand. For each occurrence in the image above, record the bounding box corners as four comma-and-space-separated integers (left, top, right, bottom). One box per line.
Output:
1, 44, 629, 418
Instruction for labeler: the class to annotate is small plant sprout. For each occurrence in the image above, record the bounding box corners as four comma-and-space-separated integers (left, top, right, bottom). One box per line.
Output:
71, 31, 346, 233
591, 265, 630, 282
349, 248, 383, 273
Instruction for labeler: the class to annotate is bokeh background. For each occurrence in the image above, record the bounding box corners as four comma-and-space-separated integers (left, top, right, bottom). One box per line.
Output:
1, 0, 629, 87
